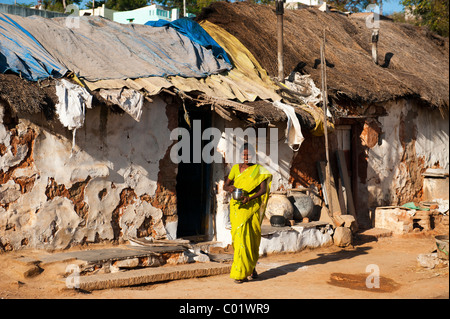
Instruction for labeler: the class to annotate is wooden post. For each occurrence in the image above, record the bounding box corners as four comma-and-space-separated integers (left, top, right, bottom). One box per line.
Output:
320, 29, 334, 216
276, 0, 285, 82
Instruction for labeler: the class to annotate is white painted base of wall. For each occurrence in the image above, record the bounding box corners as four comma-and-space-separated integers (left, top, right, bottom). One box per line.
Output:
213, 223, 333, 255
259, 225, 333, 255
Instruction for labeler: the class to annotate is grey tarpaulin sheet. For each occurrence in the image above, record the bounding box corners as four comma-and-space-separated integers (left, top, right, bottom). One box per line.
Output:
0, 13, 67, 81
11, 15, 232, 82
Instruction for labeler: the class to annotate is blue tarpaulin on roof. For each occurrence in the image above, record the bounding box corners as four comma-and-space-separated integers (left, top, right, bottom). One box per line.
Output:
11, 14, 232, 81
0, 13, 67, 81
145, 18, 232, 66
1, 13, 231, 82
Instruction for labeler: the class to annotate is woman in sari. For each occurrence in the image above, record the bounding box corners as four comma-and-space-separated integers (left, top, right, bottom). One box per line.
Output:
224, 143, 272, 283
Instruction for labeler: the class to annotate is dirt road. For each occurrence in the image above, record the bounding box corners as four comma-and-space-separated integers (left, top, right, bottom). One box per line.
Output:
0, 233, 448, 301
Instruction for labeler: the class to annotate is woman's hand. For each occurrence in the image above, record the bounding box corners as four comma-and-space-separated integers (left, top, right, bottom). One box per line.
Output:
239, 179, 267, 204
224, 185, 236, 193
224, 177, 235, 193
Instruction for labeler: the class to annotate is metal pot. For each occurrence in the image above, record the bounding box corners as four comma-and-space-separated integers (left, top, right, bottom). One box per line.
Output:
232, 188, 247, 201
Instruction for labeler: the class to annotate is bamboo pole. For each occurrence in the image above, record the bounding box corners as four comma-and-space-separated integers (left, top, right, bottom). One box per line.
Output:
320, 29, 334, 216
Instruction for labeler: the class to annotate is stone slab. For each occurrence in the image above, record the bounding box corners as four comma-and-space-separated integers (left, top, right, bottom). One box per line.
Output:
374, 207, 414, 234
356, 228, 393, 238
39, 246, 185, 265
262, 221, 330, 236
126, 245, 186, 254
76, 262, 232, 291
293, 221, 330, 229
207, 253, 233, 263
261, 224, 292, 236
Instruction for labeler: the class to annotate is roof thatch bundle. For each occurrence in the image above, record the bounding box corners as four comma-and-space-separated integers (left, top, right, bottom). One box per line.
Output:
197, 2, 449, 112
0, 74, 57, 119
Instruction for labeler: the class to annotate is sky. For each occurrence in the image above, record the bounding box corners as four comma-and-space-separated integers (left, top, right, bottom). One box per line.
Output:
1, 0, 405, 14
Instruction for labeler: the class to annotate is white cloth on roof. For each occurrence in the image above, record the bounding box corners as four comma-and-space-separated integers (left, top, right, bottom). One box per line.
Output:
55, 79, 92, 130
273, 101, 305, 151
99, 88, 143, 122
55, 79, 92, 157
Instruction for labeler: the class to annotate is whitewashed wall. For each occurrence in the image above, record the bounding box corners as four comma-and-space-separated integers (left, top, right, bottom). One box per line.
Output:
365, 99, 449, 209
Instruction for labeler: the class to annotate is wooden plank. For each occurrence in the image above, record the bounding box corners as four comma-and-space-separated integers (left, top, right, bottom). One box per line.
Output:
336, 150, 358, 222
319, 204, 336, 227
319, 32, 342, 220
213, 104, 233, 121
336, 167, 347, 214
317, 161, 343, 216
316, 161, 328, 207
198, 94, 255, 114
128, 237, 190, 249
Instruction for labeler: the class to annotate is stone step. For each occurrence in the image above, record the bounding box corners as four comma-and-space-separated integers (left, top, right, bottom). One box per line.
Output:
73, 262, 232, 291
37, 245, 185, 264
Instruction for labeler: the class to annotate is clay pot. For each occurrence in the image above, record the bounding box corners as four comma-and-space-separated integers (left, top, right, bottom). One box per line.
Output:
288, 189, 314, 221
270, 215, 286, 227
265, 191, 294, 221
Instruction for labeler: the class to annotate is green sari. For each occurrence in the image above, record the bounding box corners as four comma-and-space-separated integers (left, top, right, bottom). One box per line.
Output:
228, 164, 272, 280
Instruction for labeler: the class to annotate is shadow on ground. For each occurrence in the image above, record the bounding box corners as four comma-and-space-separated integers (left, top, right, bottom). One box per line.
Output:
257, 246, 372, 281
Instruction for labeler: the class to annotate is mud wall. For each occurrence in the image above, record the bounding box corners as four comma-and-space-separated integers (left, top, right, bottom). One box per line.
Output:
0, 97, 177, 251
364, 99, 449, 212
286, 98, 449, 229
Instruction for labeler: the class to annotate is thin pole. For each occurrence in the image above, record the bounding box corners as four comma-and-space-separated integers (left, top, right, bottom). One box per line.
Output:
276, 0, 284, 82
320, 29, 333, 216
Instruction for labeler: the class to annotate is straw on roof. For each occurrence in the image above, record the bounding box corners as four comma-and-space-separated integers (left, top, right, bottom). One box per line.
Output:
0, 74, 57, 119
197, 2, 449, 112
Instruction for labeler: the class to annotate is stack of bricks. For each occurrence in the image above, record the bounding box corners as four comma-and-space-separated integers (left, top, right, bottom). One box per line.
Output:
411, 211, 431, 231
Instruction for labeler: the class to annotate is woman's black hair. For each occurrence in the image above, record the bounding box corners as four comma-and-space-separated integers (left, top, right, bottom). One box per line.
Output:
240, 142, 255, 153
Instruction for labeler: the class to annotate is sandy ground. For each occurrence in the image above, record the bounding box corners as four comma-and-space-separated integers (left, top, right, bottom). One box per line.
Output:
0, 233, 448, 300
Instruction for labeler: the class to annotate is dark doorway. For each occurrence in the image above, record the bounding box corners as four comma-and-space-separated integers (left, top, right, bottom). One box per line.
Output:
176, 105, 212, 238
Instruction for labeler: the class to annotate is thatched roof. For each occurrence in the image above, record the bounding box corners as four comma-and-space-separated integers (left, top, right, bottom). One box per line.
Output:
1, 11, 288, 125
0, 72, 291, 125
0, 74, 57, 119
196, 2, 449, 112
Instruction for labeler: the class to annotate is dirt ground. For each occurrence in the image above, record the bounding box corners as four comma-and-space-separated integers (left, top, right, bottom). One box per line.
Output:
0, 232, 448, 300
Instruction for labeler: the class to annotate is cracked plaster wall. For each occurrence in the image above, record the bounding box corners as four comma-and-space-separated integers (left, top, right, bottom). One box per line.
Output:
0, 97, 176, 251
364, 99, 449, 210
